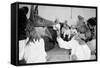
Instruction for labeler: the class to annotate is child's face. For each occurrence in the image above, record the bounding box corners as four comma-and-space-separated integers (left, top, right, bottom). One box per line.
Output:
79, 33, 86, 40
74, 33, 86, 45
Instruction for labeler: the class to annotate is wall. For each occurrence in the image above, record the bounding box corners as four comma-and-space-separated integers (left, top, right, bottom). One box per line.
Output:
39, 6, 96, 26
19, 4, 96, 26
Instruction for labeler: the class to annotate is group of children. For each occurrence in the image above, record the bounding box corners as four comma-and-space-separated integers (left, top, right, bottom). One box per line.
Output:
19, 16, 96, 63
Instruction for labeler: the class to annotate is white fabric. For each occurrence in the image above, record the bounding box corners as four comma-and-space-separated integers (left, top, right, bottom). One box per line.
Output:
19, 38, 47, 63
57, 37, 91, 60
87, 39, 96, 51
53, 23, 61, 31
19, 38, 29, 60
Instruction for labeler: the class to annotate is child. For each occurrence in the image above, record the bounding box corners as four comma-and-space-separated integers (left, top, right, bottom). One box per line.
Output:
53, 18, 61, 31
61, 25, 71, 40
56, 30, 91, 60
19, 27, 47, 63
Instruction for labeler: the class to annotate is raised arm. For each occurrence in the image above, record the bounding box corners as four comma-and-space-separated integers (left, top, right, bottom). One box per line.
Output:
57, 37, 71, 49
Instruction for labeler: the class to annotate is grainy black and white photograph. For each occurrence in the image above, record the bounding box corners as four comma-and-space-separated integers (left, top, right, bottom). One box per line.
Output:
18, 3, 97, 64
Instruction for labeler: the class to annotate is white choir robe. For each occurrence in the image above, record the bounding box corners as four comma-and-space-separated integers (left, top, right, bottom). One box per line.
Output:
57, 37, 91, 60
19, 38, 47, 63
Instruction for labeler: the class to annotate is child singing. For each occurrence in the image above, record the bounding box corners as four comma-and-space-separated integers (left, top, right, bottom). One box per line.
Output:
56, 30, 91, 61
19, 27, 47, 63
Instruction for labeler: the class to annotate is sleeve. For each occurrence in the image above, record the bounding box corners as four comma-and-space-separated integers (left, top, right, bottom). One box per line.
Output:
40, 38, 47, 57
19, 40, 25, 60
57, 37, 71, 49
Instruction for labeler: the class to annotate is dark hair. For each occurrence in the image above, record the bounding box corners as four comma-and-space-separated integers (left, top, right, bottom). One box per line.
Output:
25, 21, 41, 45
87, 17, 96, 27
18, 7, 28, 40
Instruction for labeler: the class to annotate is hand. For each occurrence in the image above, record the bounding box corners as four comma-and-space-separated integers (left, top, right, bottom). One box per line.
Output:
71, 54, 77, 61
79, 39, 86, 45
